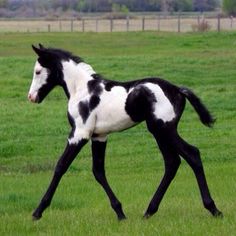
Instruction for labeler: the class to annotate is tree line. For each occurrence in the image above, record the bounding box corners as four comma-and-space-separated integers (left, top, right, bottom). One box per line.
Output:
0, 0, 235, 18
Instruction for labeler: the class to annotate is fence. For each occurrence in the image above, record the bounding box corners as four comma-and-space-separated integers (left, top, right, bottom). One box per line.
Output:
0, 14, 236, 33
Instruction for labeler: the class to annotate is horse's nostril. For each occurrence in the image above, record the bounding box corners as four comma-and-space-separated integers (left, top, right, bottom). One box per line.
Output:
28, 93, 36, 102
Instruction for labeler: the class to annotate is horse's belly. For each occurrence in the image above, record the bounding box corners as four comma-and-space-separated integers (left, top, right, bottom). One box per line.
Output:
94, 108, 135, 134
93, 86, 135, 134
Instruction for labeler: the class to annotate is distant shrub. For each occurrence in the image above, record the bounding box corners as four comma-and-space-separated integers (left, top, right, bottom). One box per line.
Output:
192, 20, 211, 32
100, 3, 130, 19
102, 12, 131, 19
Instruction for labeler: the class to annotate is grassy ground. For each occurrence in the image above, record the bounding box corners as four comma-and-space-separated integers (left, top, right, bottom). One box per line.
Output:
0, 31, 235, 235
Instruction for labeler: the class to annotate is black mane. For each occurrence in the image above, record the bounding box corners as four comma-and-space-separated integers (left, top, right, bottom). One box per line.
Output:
47, 47, 83, 64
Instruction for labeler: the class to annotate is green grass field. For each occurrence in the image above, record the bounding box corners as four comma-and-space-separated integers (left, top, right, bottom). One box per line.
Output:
0, 31, 235, 235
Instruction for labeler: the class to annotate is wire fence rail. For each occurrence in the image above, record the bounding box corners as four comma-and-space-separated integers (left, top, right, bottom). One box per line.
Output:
0, 14, 236, 33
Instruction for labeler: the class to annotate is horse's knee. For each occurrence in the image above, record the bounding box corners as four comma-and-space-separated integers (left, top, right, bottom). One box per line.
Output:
180, 144, 203, 171
174, 157, 181, 168
189, 147, 203, 170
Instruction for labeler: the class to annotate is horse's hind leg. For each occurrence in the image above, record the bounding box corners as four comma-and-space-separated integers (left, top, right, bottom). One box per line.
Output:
172, 132, 223, 217
144, 122, 181, 218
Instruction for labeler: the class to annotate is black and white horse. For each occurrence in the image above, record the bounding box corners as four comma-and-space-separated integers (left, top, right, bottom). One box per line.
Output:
28, 44, 222, 220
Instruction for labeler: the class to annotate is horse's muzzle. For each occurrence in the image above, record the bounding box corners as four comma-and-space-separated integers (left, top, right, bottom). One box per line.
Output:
28, 93, 39, 103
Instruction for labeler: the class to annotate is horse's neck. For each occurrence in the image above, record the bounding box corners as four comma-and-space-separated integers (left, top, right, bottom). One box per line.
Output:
62, 60, 95, 99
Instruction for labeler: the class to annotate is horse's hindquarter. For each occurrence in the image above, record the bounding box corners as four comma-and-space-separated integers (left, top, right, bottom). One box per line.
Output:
125, 81, 177, 123
94, 86, 135, 134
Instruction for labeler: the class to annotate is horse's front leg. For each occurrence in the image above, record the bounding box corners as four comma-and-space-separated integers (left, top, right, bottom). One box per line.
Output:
92, 139, 126, 220
32, 138, 88, 220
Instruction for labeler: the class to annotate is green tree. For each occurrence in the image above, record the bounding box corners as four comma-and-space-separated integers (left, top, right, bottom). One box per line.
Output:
174, 0, 193, 11
77, 0, 86, 12
193, 0, 220, 11
223, 0, 236, 16
0, 0, 7, 8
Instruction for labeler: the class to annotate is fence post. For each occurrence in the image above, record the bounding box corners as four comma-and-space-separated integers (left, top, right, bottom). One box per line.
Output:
126, 16, 129, 32
59, 20, 62, 32
178, 13, 181, 33
48, 24, 51, 33
157, 14, 160, 31
142, 17, 145, 31
230, 16, 233, 29
82, 19, 85, 32
110, 17, 113, 32
96, 19, 98, 32
71, 20, 74, 32
217, 14, 221, 32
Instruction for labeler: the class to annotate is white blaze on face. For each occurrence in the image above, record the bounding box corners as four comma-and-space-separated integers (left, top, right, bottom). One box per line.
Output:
28, 61, 49, 102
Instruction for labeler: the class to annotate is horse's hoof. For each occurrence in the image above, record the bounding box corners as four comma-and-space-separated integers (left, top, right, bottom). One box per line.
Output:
213, 210, 223, 218
118, 215, 127, 221
143, 213, 152, 219
32, 212, 42, 221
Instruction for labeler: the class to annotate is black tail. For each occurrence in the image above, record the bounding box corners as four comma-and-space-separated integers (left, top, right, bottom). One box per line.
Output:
179, 87, 215, 127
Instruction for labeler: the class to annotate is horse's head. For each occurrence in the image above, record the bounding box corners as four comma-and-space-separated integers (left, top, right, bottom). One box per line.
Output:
28, 44, 64, 103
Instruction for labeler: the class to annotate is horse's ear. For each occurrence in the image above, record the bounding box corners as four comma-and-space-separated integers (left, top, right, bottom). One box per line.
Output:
32, 44, 48, 58
39, 43, 44, 49
32, 45, 42, 56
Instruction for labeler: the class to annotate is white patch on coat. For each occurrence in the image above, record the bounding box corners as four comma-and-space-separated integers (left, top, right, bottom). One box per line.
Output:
94, 86, 135, 135
144, 83, 176, 122
78, 62, 96, 75
68, 128, 91, 145
28, 61, 48, 100
62, 60, 96, 98
68, 111, 96, 144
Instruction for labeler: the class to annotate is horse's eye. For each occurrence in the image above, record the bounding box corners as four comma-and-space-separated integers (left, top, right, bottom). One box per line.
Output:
36, 70, 41, 75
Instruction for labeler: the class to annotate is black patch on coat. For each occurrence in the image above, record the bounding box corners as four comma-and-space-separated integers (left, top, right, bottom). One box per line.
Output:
36, 77, 57, 103
78, 96, 101, 124
125, 86, 157, 122
89, 95, 100, 111
67, 111, 76, 139
79, 101, 90, 124
91, 73, 103, 80
104, 80, 138, 92
87, 79, 103, 95
104, 81, 122, 91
